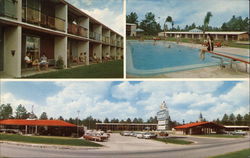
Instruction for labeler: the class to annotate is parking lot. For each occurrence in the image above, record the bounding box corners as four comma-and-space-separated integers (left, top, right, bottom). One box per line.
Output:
97, 133, 184, 151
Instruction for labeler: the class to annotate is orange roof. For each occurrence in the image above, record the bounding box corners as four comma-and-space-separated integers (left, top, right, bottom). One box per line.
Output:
175, 122, 224, 129
0, 119, 76, 127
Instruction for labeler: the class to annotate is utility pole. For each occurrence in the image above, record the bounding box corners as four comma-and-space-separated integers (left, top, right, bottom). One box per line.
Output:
77, 110, 80, 137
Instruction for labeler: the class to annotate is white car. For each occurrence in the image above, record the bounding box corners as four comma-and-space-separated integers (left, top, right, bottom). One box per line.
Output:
143, 133, 151, 139
136, 132, 144, 139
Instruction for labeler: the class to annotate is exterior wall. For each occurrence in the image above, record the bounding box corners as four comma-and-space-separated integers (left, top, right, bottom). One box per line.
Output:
238, 33, 249, 40
77, 41, 89, 65
96, 124, 157, 131
102, 45, 110, 58
93, 43, 102, 62
54, 36, 67, 68
4, 26, 21, 77
79, 16, 89, 38
110, 46, 116, 59
55, 3, 67, 32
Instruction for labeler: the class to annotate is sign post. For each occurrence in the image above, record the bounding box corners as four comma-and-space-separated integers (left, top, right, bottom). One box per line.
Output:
156, 101, 169, 131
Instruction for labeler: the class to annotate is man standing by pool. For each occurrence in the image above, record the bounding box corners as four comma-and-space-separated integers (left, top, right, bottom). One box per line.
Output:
207, 34, 214, 51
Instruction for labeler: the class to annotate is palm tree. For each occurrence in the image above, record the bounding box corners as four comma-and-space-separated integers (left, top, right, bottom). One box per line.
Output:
203, 12, 213, 39
164, 16, 173, 37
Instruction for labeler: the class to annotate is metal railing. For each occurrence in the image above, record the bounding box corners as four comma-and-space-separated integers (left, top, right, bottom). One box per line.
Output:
22, 6, 65, 32
89, 31, 101, 41
68, 23, 88, 37
102, 36, 110, 44
0, 0, 17, 19
110, 39, 116, 45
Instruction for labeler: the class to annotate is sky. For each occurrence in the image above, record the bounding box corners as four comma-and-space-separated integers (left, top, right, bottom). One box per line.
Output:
66, 0, 124, 35
126, 0, 249, 29
1, 81, 249, 123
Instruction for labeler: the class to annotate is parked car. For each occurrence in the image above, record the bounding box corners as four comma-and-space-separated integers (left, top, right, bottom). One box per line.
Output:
159, 131, 169, 137
83, 134, 103, 142
123, 131, 132, 136
231, 130, 247, 136
136, 132, 144, 139
143, 132, 157, 139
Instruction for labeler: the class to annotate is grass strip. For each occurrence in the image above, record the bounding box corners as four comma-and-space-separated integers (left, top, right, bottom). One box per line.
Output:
194, 134, 244, 138
24, 60, 123, 78
0, 134, 102, 147
209, 148, 250, 158
154, 138, 193, 145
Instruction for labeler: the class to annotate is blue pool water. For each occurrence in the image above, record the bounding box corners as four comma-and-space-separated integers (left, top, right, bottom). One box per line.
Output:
127, 40, 222, 76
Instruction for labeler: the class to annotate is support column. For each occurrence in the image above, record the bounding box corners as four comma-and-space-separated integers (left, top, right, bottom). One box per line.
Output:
215, 34, 218, 40
225, 35, 228, 41
54, 36, 67, 68
192, 34, 194, 39
35, 126, 38, 134
25, 125, 27, 134
185, 34, 188, 38
4, 26, 22, 77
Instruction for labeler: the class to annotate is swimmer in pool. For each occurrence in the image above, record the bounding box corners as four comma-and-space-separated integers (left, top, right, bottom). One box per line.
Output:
168, 45, 171, 48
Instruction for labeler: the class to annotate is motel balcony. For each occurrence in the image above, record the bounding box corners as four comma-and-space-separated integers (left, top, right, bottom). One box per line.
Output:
22, 6, 65, 32
89, 31, 101, 41
68, 23, 88, 38
110, 39, 116, 46
0, 0, 18, 19
102, 36, 110, 44
116, 41, 121, 47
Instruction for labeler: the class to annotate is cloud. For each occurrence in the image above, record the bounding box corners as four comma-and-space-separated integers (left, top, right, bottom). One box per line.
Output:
1, 81, 249, 123
81, 8, 123, 35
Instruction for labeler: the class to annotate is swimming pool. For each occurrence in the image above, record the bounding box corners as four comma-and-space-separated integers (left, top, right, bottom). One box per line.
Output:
126, 40, 223, 76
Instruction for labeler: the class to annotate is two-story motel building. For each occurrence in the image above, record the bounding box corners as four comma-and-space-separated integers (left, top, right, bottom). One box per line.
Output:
0, 0, 124, 77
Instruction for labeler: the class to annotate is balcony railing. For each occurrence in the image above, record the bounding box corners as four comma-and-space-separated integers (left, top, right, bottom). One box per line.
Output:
0, 0, 17, 19
89, 31, 101, 41
102, 36, 110, 44
68, 23, 88, 37
110, 39, 116, 45
22, 6, 65, 32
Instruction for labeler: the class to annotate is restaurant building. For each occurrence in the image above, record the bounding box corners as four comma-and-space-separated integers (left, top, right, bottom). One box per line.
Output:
0, 0, 123, 77
174, 122, 225, 135
0, 119, 78, 136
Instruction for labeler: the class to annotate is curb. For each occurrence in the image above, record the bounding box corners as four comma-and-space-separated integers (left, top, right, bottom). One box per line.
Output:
0, 141, 103, 150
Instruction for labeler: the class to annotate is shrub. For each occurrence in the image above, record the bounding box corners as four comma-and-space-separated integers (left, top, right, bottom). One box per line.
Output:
56, 56, 64, 69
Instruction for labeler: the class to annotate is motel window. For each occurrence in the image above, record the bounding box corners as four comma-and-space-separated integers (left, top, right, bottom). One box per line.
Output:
26, 36, 40, 60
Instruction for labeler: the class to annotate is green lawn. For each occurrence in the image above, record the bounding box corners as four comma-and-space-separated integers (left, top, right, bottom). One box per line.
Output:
209, 148, 250, 158
154, 138, 193, 145
24, 60, 123, 78
194, 134, 244, 138
0, 133, 102, 147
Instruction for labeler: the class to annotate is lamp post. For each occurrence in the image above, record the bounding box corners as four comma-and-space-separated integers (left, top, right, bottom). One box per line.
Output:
77, 110, 80, 137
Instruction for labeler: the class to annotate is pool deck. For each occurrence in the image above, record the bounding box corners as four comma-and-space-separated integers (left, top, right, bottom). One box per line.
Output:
127, 41, 249, 78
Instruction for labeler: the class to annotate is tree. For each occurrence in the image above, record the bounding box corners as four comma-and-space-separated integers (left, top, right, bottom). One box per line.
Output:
221, 114, 229, 125
165, 16, 173, 31
39, 112, 48, 120
126, 118, 131, 123
104, 118, 109, 123
140, 12, 162, 35
243, 113, 250, 126
203, 12, 213, 38
0, 104, 13, 119
58, 116, 64, 120
137, 118, 143, 123
229, 113, 236, 125
132, 118, 138, 123
235, 114, 243, 125
15, 104, 29, 119
126, 12, 139, 25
